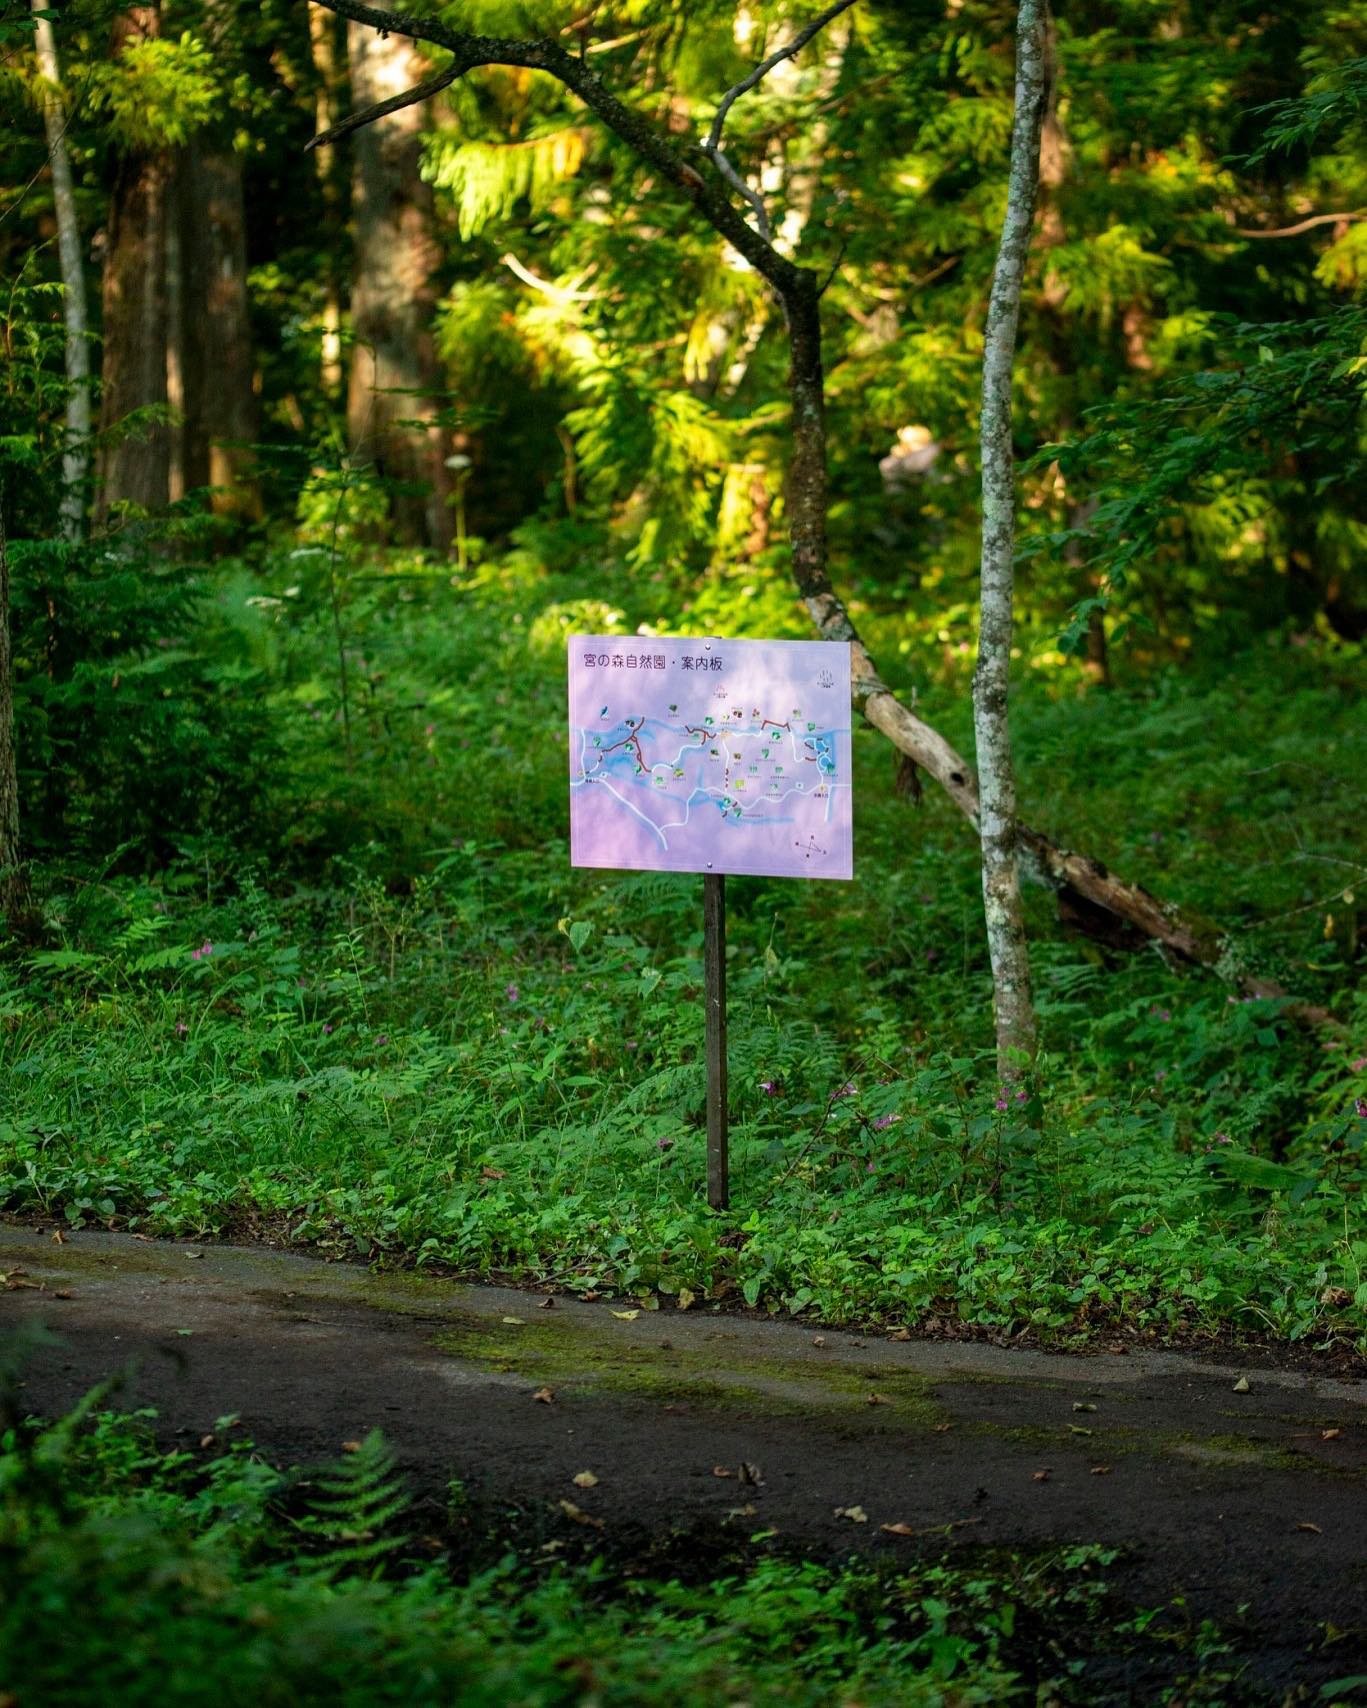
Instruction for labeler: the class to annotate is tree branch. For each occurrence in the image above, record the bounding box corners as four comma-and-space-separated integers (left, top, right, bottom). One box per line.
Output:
1234, 208, 1366, 238
704, 0, 858, 154
305, 64, 460, 151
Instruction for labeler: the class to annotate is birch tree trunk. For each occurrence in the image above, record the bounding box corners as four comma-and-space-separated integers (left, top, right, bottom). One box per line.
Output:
31, 0, 90, 542
972, 0, 1047, 1074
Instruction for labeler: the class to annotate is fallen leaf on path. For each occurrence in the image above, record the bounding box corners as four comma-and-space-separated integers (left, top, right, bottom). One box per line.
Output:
1072, 1402, 1097, 1413
572, 1471, 599, 1489
1090, 1465, 1112, 1476
1296, 1521, 1323, 1534
677, 1288, 695, 1312
502, 1316, 526, 1326
51, 1230, 66, 1244
200, 1435, 215, 1449
53, 1290, 73, 1300
611, 1310, 640, 1321
558, 1504, 604, 1536
834, 1505, 868, 1523
1322, 1428, 1342, 1441
132, 1234, 154, 1242
1032, 1469, 1051, 1483
531, 1387, 555, 1404
934, 1423, 954, 1433
812, 1336, 826, 1348
738, 1462, 763, 1485
887, 1328, 912, 1342
638, 1296, 659, 1311
880, 1521, 916, 1537
341, 1441, 362, 1454
866, 1393, 889, 1406
726, 1504, 758, 1519
712, 1466, 735, 1479
1232, 1376, 1250, 1394
540, 1297, 556, 1310
1069, 1425, 1093, 1436
540, 1540, 564, 1555
175, 1328, 193, 1336
184, 1249, 204, 1260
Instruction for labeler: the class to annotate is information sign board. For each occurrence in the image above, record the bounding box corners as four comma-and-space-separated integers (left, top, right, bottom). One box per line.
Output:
568, 634, 852, 880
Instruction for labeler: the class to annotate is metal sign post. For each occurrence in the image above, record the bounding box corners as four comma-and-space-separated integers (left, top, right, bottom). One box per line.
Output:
703, 871, 729, 1210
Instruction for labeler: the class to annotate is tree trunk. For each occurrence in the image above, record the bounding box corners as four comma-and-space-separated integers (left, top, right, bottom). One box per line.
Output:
180, 145, 260, 517
31, 0, 90, 542
346, 3, 452, 548
309, 2, 347, 396
972, 0, 1047, 1075
96, 9, 169, 521
0, 491, 29, 934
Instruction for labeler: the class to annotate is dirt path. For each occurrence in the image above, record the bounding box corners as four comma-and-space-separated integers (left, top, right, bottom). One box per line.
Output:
4, 1225, 1365, 1685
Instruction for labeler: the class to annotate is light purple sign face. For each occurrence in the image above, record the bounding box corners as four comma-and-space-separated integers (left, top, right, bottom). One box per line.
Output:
569, 635, 852, 880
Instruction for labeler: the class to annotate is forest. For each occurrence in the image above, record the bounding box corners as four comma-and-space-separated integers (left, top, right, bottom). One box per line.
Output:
2, 0, 1366, 1703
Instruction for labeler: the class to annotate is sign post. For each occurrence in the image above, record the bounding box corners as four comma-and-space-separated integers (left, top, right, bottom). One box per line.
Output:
568, 633, 852, 1209
703, 870, 728, 1208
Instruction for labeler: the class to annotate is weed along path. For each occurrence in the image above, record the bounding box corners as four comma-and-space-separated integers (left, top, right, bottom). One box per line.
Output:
5, 1225, 1367, 1679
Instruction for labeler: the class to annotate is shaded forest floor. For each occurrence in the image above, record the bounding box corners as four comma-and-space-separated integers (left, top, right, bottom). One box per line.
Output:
6, 1224, 1367, 1703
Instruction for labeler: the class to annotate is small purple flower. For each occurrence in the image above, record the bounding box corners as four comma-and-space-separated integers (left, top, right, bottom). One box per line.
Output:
831, 1082, 858, 1101
872, 1112, 897, 1131
504, 982, 520, 1002
759, 1079, 779, 1096
1352, 1056, 1367, 1073
1355, 1099, 1367, 1120
322, 1023, 334, 1035
1154, 1069, 1168, 1083
1015, 1088, 1027, 1102
924, 948, 939, 965
1212, 1131, 1232, 1145
865, 1161, 876, 1173
994, 1097, 1008, 1112
656, 1137, 674, 1153
375, 1033, 388, 1046
190, 940, 213, 962
174, 1020, 188, 1037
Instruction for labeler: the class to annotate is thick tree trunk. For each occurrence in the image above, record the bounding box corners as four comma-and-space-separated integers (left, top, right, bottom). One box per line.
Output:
96, 9, 169, 521
347, 4, 452, 548
309, 3, 348, 396
180, 145, 260, 517
972, 0, 1047, 1074
96, 150, 169, 518
31, 0, 90, 542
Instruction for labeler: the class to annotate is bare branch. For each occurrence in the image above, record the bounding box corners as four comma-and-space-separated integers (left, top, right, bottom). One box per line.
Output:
500, 251, 601, 301
305, 64, 460, 151
1233, 208, 1366, 238
707, 147, 771, 241
704, 0, 857, 154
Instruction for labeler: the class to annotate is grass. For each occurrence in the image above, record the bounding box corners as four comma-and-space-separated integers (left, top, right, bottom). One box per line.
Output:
1, 553, 1365, 1347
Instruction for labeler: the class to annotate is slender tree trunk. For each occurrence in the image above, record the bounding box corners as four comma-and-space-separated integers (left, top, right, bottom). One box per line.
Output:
346, 2, 451, 548
31, 0, 89, 542
972, 0, 1047, 1074
0, 491, 29, 933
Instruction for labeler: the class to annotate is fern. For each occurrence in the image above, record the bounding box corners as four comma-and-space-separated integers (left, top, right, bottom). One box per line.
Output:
293, 1431, 411, 1578
423, 127, 590, 239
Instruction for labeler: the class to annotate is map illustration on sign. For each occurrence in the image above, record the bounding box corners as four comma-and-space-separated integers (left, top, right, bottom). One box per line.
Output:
568, 635, 852, 880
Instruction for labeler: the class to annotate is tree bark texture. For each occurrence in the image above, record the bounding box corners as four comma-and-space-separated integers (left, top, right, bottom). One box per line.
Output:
180, 145, 260, 516
347, 3, 452, 548
31, 0, 90, 542
300, 0, 1335, 1027
972, 0, 1047, 1073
